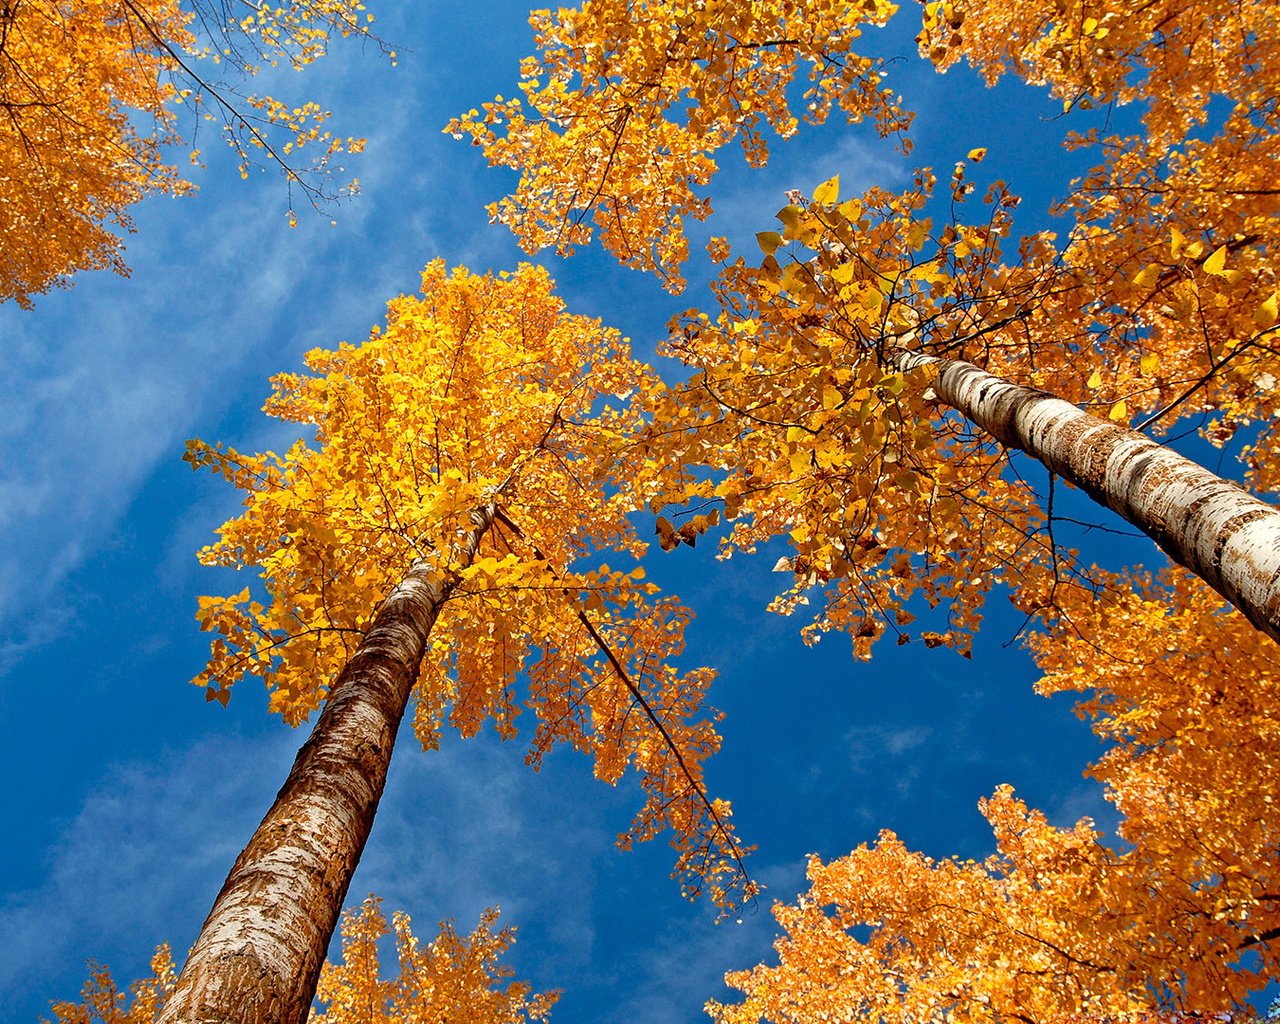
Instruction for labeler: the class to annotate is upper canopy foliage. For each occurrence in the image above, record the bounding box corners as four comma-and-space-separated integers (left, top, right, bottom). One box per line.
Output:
1, 0, 375, 307
189, 261, 753, 908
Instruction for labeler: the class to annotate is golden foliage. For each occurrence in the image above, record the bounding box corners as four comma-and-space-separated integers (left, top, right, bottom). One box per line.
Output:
446, 0, 910, 290
639, 174, 1074, 657
312, 897, 557, 1024
0, 0, 190, 308
712, 573, 1280, 1022
189, 261, 751, 906
45, 901, 554, 1024
44, 947, 175, 1024
1, 0, 375, 307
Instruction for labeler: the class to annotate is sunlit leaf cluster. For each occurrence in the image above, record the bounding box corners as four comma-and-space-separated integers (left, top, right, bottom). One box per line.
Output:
44, 947, 175, 1024
312, 897, 558, 1024
1, 0, 378, 306
446, 0, 911, 289
916, 0, 1280, 477
0, 0, 191, 308
189, 261, 752, 906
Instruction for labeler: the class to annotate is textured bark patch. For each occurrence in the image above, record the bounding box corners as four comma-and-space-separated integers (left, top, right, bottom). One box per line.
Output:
159, 509, 495, 1024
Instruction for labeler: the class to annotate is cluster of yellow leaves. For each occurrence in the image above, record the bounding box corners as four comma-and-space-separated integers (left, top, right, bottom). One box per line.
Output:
712, 572, 1280, 1023
312, 898, 557, 1024
917, 0, 1280, 482
445, 0, 910, 289
44, 947, 175, 1024
46, 899, 554, 1024
458, 0, 1280, 480
918, 0, 1274, 134
642, 173, 1075, 656
1, 0, 376, 308
0, 0, 191, 308
186, 0, 376, 197
190, 261, 751, 906
1032, 569, 1280, 974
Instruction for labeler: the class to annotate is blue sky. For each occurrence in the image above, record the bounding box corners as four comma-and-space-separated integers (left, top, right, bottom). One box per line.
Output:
0, 3, 1184, 1021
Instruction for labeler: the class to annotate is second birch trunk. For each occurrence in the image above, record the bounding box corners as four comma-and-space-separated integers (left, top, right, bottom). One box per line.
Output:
893, 351, 1280, 642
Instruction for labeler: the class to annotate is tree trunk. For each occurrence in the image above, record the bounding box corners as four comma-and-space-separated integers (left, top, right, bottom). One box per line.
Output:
157, 507, 495, 1024
893, 351, 1280, 642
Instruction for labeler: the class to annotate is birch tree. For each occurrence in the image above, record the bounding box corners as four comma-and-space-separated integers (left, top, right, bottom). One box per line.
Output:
157, 261, 749, 1024
641, 178, 1280, 650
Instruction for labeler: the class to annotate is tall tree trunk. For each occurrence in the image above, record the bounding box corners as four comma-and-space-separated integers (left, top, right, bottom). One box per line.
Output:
157, 507, 495, 1024
893, 351, 1280, 642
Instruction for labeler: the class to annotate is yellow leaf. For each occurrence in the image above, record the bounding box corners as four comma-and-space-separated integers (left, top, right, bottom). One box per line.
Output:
1087, 368, 1103, 389
756, 231, 784, 256
1202, 245, 1228, 277
812, 175, 840, 205
1140, 352, 1159, 376
1132, 263, 1160, 289
967, 147, 987, 163
1108, 399, 1128, 422
831, 262, 856, 284
1254, 292, 1279, 329
776, 205, 804, 238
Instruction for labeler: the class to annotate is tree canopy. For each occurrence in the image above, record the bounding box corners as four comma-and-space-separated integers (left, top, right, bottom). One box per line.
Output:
11, 0, 1280, 1021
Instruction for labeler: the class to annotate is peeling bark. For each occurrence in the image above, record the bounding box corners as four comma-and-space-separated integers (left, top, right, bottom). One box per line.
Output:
894, 351, 1280, 642
157, 507, 495, 1024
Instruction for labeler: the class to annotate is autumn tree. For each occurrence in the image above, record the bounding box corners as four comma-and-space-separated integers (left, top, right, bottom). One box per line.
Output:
159, 261, 749, 1024
645, 176, 1280, 648
454, 0, 1280, 649
710, 569, 1280, 1023
0, 0, 374, 308
451, 0, 1280, 1018
45, 898, 554, 1024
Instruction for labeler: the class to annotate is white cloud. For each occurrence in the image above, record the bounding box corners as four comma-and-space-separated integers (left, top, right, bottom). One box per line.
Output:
843, 723, 933, 770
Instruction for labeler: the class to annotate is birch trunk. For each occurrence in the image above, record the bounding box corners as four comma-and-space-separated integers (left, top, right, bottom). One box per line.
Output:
893, 351, 1280, 642
157, 507, 495, 1024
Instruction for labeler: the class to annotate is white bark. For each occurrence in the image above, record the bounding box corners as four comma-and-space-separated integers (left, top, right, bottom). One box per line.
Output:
893, 351, 1280, 642
157, 507, 495, 1024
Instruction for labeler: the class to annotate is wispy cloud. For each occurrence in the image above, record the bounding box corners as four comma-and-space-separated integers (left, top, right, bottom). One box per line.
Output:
0, 726, 300, 1019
